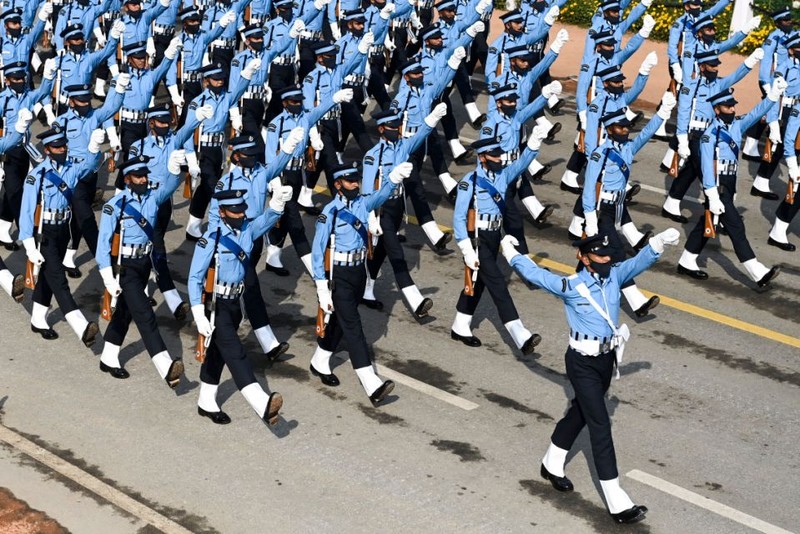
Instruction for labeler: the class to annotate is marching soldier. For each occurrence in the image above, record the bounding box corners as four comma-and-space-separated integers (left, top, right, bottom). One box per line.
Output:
500, 228, 682, 525
581, 0, 649, 66
19, 127, 104, 346
677, 81, 786, 287
768, 96, 800, 252
200, 0, 250, 74
309, 161, 413, 405
188, 183, 294, 426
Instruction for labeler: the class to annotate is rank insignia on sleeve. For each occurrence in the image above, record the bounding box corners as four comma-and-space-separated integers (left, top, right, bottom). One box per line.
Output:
267, 123, 276, 131
683, 51, 691, 58
232, 59, 240, 67
701, 135, 710, 142
590, 152, 601, 161
103, 204, 114, 215
364, 156, 374, 164
304, 75, 314, 84
198, 238, 208, 248
488, 47, 497, 53
672, 21, 679, 28
481, 126, 493, 135
681, 86, 690, 95
580, 64, 589, 72
215, 181, 224, 190
588, 30, 596, 37
792, 109, 799, 117
458, 180, 469, 190
561, 279, 567, 292
25, 175, 35, 185
317, 214, 327, 224
765, 38, 773, 46
189, 102, 198, 110
589, 104, 598, 112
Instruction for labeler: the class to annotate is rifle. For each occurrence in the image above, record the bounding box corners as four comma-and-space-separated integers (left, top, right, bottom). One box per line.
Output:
316, 232, 334, 338
367, 168, 382, 260
669, 150, 680, 177
101, 205, 124, 320
195, 243, 218, 362
25, 187, 45, 290
464, 174, 478, 296
763, 139, 773, 163
704, 150, 719, 239
787, 179, 796, 205
577, 129, 585, 154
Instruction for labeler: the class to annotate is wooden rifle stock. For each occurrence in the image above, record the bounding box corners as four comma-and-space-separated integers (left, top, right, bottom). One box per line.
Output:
195, 263, 216, 362
315, 306, 327, 338
763, 138, 773, 163
101, 231, 122, 320
787, 179, 796, 205
464, 208, 476, 296
195, 334, 207, 363
669, 78, 677, 97
305, 145, 317, 172
703, 209, 716, 238
183, 173, 192, 199
25, 203, 43, 289
668, 150, 680, 177
577, 129, 586, 154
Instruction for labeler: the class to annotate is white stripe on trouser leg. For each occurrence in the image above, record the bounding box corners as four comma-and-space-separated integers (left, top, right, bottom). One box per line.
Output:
504, 319, 532, 349
298, 185, 314, 208
451, 312, 473, 337
0, 269, 13, 296
448, 139, 467, 159
62, 248, 77, 269
742, 258, 770, 282
743, 137, 760, 158
300, 253, 313, 277
186, 215, 203, 238
266, 244, 284, 269
568, 215, 584, 237
241, 382, 268, 417
0, 219, 13, 242
663, 196, 681, 215
438, 173, 458, 194
542, 442, 569, 478
198, 381, 221, 412
162, 289, 183, 313
753, 176, 771, 193
311, 346, 333, 375
679, 250, 700, 271
355, 366, 383, 396
363, 277, 377, 301
64, 310, 89, 340
100, 342, 122, 368
401, 285, 424, 311
528, 159, 544, 176
661, 147, 675, 169
561, 169, 580, 188
621, 285, 648, 311
421, 221, 444, 246
254, 325, 279, 353
601, 478, 635, 514
769, 218, 790, 243
152, 351, 173, 379
465, 102, 482, 123
547, 94, 559, 108
31, 303, 49, 329
620, 222, 644, 248
522, 196, 545, 219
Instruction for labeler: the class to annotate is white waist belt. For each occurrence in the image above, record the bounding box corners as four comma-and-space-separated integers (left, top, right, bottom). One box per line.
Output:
214, 282, 244, 298
569, 337, 616, 357
211, 38, 236, 49
42, 208, 72, 223
120, 108, 147, 122
120, 242, 153, 258
200, 132, 225, 145
475, 214, 502, 230
599, 190, 623, 202
333, 249, 366, 264
689, 119, 710, 130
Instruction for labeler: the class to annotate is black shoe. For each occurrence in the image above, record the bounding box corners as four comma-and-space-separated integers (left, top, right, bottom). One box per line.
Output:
625, 182, 641, 202
300, 204, 322, 216
1, 240, 19, 251
454, 148, 475, 166
521, 334, 542, 355
549, 98, 566, 115
451, 330, 481, 347
148, 297, 157, 307
31, 324, 58, 340
677, 264, 708, 280
531, 163, 552, 180
263, 392, 283, 426
64, 265, 82, 279
11, 274, 24, 303
264, 263, 290, 276
560, 182, 582, 194
659, 163, 671, 173
165, 359, 184, 389
534, 205, 554, 224
447, 186, 458, 204
718, 224, 728, 236
173, 301, 190, 321
742, 152, 762, 162
198, 406, 231, 425
37, 109, 49, 127
634, 295, 660, 318
310, 363, 340, 386
540, 464, 574, 492
434, 232, 453, 252
265, 341, 290, 362
750, 186, 779, 201
611, 505, 648, 524
369, 380, 394, 406
469, 113, 487, 130
360, 298, 384, 310
546, 122, 562, 141
81, 321, 100, 347
633, 230, 653, 252
100, 361, 130, 379
757, 266, 780, 288
768, 237, 796, 251
414, 297, 433, 319
567, 231, 582, 241
185, 232, 200, 243
653, 133, 672, 142
661, 208, 688, 224
397, 233, 407, 243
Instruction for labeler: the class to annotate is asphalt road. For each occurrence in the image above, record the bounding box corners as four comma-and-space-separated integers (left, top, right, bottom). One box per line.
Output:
0, 80, 798, 534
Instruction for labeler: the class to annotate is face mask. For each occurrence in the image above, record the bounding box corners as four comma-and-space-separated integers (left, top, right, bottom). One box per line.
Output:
532, 0, 546, 11
250, 40, 263, 51
351, 27, 364, 37
779, 21, 793, 32
224, 216, 245, 230
8, 80, 25, 93
285, 102, 302, 115
408, 76, 424, 88
129, 181, 148, 195
718, 111, 735, 124
606, 84, 624, 95
50, 152, 68, 166
599, 48, 614, 60
70, 42, 86, 54
701, 33, 715, 45
74, 103, 91, 116
209, 84, 224, 95
76, 0, 90, 6
508, 27, 523, 37
6, 27, 21, 38
128, 9, 142, 19
153, 125, 170, 137
485, 159, 505, 173
687, 7, 701, 17
512, 62, 530, 75
609, 132, 629, 143
278, 8, 292, 21
237, 155, 256, 168
382, 129, 400, 142
589, 259, 612, 279
702, 70, 718, 81
185, 23, 200, 34
428, 41, 443, 51
322, 56, 336, 69
605, 14, 620, 24
500, 103, 517, 116
341, 186, 360, 200
439, 13, 455, 24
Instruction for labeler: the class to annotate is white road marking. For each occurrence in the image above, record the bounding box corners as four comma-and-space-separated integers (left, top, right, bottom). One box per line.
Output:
626, 469, 794, 534
636, 182, 702, 204
0, 424, 194, 534
376, 364, 480, 411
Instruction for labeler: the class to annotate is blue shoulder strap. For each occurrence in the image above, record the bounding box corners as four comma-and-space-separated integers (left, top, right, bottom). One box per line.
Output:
336, 208, 369, 244
42, 170, 73, 204
116, 197, 154, 239
216, 231, 249, 269
605, 148, 630, 182
714, 126, 739, 160
475, 174, 507, 212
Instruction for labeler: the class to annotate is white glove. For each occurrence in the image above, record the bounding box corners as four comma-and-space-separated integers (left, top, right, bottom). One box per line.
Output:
762, 83, 771, 94
38, 2, 52, 22
159, 0, 169, 7
769, 120, 782, 146
43, 58, 57, 80
194, 104, 214, 122
164, 36, 182, 60
641, 0, 652, 6
745, 15, 761, 34
384, 33, 396, 52
448, 46, 466, 70
648, 227, 680, 253
424, 102, 448, 128
639, 51, 658, 76
671, 62, 683, 83
269, 184, 293, 212
115, 72, 131, 94
475, 0, 492, 15
241, 58, 262, 80
314, 0, 331, 10
409, 10, 422, 30
94, 26, 107, 48
388, 161, 413, 184
88, 129, 105, 153
457, 239, 479, 269
368, 211, 383, 236
146, 37, 156, 58
219, 10, 236, 27
186, 152, 201, 187
191, 305, 213, 337
768, 76, 788, 102
500, 235, 520, 263
639, 15, 655, 38
14, 109, 33, 134
330, 22, 342, 41
358, 32, 375, 54
167, 84, 183, 107
100, 267, 122, 297
333, 88, 353, 103
106, 127, 121, 152
380, 3, 395, 19
316, 279, 333, 313
168, 149, 187, 175
310, 127, 324, 151
705, 186, 725, 215
23, 238, 45, 266
544, 5, 559, 25
787, 156, 800, 183
658, 92, 677, 119
109, 63, 120, 78
527, 124, 549, 151
550, 28, 569, 54
578, 109, 587, 129
110, 20, 125, 40
745, 48, 764, 69
542, 80, 562, 100
677, 134, 691, 159
466, 21, 484, 37
282, 126, 305, 154
230, 108, 243, 132
584, 210, 599, 237
290, 19, 306, 38
504, 0, 516, 10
